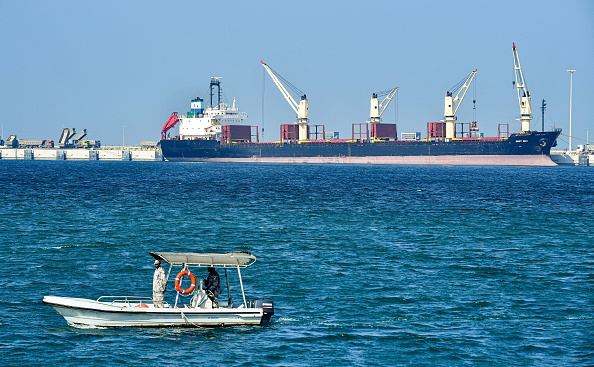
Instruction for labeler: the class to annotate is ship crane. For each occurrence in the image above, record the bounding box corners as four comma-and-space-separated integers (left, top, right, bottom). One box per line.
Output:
370, 87, 399, 124
261, 61, 309, 141
444, 69, 477, 141
512, 43, 532, 133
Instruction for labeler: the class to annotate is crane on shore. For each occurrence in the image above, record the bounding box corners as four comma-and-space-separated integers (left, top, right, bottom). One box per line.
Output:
261, 61, 309, 141
444, 69, 477, 141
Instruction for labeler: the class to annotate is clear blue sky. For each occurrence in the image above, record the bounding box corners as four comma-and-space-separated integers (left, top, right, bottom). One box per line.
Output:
1, 0, 592, 147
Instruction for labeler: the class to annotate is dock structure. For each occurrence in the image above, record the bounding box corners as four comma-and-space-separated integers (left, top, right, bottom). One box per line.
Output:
0, 147, 163, 161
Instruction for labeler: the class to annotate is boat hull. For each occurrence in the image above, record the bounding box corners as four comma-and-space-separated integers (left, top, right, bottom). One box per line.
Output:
160, 131, 560, 166
43, 296, 267, 328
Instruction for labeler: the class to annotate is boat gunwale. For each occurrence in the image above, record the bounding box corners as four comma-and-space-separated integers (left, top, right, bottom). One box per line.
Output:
42, 296, 263, 316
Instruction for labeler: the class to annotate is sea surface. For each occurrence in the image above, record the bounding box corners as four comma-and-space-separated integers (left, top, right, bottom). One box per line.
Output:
1, 161, 593, 366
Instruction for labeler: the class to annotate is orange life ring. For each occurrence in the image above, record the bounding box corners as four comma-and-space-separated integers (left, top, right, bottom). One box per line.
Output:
175, 269, 196, 294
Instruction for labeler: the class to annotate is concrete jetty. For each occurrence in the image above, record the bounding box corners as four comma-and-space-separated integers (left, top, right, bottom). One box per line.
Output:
0, 146, 163, 161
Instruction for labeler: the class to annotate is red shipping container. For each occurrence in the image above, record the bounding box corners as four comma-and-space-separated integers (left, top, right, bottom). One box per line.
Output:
427, 122, 445, 138
223, 125, 252, 143
371, 123, 397, 139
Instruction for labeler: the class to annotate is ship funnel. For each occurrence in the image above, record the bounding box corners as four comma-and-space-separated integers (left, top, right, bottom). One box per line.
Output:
191, 97, 204, 114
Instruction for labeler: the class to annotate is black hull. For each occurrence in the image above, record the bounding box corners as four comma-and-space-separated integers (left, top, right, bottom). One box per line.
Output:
160, 130, 561, 166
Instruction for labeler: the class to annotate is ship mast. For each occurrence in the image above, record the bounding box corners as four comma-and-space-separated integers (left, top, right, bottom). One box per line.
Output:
541, 99, 546, 132
512, 43, 532, 133
210, 77, 222, 108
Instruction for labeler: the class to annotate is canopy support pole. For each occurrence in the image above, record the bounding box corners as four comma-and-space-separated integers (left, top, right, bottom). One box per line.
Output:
224, 268, 232, 306
237, 265, 247, 307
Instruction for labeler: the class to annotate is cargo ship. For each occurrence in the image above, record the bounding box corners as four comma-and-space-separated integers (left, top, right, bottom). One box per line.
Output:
160, 45, 561, 166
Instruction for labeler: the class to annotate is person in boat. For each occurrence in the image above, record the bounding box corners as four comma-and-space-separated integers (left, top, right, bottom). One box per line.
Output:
153, 259, 167, 308
205, 266, 221, 308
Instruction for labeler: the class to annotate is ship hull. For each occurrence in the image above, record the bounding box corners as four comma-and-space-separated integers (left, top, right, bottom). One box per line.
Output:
160, 131, 560, 166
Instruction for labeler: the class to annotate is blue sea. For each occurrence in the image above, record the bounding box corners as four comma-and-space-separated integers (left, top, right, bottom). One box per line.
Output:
1, 160, 593, 366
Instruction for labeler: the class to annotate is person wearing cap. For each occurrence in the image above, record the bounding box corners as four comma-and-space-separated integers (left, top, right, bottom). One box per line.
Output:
204, 266, 221, 308
153, 259, 167, 308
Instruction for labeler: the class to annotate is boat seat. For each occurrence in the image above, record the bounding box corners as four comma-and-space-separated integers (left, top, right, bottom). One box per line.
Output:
191, 290, 208, 308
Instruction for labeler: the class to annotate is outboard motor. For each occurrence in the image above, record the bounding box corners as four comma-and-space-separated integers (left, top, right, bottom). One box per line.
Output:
248, 298, 274, 325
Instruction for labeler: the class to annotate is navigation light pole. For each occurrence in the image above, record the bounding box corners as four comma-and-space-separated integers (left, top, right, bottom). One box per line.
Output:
567, 69, 576, 152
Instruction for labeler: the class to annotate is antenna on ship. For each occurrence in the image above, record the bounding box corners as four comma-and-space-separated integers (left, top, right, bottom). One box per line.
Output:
210, 77, 222, 108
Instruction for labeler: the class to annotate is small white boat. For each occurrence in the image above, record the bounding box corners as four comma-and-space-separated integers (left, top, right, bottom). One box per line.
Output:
43, 251, 274, 328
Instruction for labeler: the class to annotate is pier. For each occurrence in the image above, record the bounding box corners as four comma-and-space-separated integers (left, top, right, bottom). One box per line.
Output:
0, 146, 163, 161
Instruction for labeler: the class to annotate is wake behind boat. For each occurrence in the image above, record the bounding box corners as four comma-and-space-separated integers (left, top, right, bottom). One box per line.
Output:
43, 251, 274, 328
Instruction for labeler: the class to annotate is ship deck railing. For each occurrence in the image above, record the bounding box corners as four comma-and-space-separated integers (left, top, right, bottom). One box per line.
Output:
227, 137, 508, 145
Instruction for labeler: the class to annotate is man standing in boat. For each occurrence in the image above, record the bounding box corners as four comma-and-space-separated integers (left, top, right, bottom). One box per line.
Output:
205, 266, 221, 308
153, 259, 167, 308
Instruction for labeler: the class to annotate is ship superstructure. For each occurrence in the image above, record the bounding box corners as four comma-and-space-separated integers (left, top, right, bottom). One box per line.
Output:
161, 77, 247, 141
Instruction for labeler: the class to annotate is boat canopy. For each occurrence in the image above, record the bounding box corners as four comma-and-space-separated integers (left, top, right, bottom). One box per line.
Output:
149, 251, 256, 268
